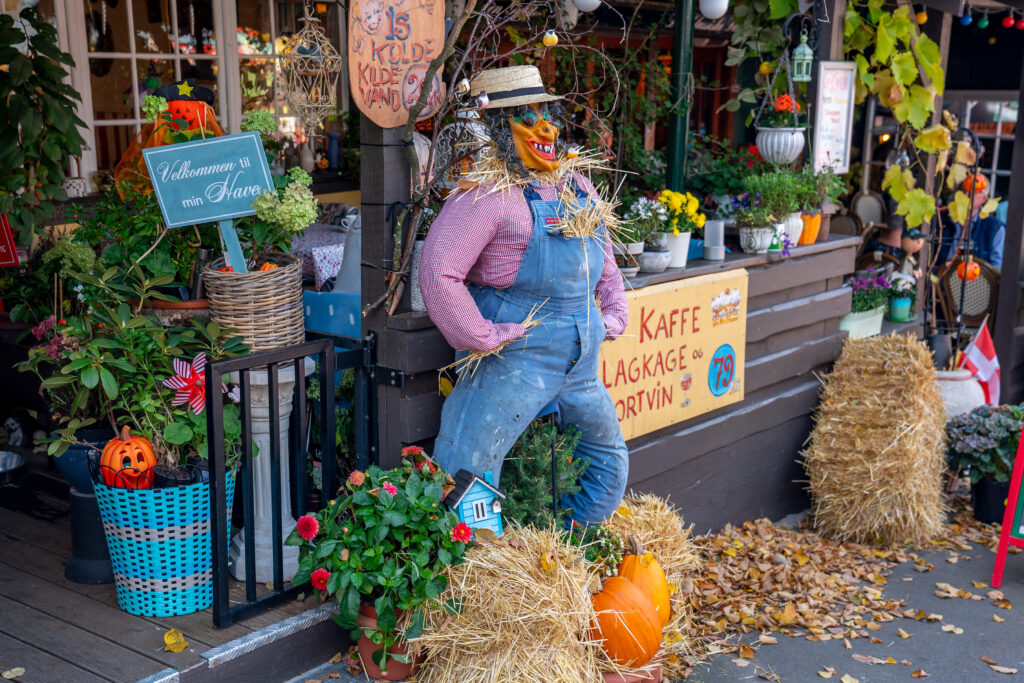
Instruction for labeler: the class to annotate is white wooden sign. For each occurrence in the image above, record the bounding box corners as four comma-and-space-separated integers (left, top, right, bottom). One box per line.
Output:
812, 61, 857, 174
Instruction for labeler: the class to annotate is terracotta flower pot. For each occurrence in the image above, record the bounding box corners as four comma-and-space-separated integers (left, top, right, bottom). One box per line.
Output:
355, 604, 421, 681
145, 297, 212, 327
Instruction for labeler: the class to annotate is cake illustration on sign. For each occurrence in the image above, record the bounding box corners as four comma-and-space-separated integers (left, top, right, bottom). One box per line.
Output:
712, 288, 742, 326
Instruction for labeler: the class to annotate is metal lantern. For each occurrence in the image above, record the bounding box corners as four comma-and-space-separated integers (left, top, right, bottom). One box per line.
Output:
792, 30, 814, 82
280, 7, 344, 133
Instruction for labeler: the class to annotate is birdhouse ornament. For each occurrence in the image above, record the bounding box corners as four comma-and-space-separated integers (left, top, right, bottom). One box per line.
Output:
444, 469, 506, 538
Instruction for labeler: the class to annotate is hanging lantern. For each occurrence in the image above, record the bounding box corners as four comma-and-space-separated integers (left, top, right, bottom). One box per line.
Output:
960, 12, 973, 25
699, 0, 729, 20
573, 0, 602, 11
792, 30, 814, 83
1002, 13, 1015, 27
281, 7, 344, 133
978, 13, 990, 28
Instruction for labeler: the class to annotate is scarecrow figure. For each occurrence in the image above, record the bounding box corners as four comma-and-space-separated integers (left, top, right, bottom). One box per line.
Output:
419, 66, 629, 526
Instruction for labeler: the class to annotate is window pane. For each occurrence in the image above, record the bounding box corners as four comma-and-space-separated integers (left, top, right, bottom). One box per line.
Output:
178, 60, 220, 115
236, 0, 273, 55
138, 56, 173, 95
92, 124, 139, 176
133, 0, 173, 54
91, 58, 137, 121
177, 0, 216, 57
240, 58, 275, 113
84, 0, 131, 53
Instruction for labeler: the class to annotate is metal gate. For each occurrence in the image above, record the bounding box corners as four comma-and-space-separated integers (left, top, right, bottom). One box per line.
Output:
204, 332, 391, 627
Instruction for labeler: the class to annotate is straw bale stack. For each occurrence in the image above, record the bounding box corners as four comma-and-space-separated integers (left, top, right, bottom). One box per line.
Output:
414, 526, 607, 683
603, 494, 701, 679
803, 334, 947, 545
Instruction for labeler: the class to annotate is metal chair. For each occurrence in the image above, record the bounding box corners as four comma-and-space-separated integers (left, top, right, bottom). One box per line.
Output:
939, 257, 1000, 329
828, 212, 862, 237
850, 190, 887, 228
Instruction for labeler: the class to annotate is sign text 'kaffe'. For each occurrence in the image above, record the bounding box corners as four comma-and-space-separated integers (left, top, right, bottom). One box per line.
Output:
599, 270, 748, 441
143, 131, 273, 273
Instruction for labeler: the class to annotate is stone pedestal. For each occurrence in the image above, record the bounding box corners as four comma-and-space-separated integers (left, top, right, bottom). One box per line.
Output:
229, 358, 314, 583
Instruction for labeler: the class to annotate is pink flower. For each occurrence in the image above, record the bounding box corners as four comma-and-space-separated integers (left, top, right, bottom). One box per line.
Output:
311, 568, 330, 591
450, 522, 472, 543
382, 481, 398, 497
348, 470, 365, 486
296, 514, 319, 541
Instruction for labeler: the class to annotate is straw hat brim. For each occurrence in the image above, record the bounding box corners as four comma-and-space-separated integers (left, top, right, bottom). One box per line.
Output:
486, 92, 563, 109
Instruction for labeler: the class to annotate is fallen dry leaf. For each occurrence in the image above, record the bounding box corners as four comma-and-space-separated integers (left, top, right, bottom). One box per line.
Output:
991, 665, 1019, 675
739, 643, 755, 659
988, 590, 1006, 600
759, 634, 778, 645
940, 624, 964, 635
912, 669, 929, 678
981, 657, 998, 665
817, 670, 834, 679
840, 675, 860, 683
994, 614, 1005, 623
732, 658, 752, 667
973, 580, 989, 589
328, 652, 343, 664
1, 669, 24, 680
900, 660, 912, 666
163, 628, 189, 653
993, 599, 1013, 610
852, 654, 890, 665
898, 628, 912, 639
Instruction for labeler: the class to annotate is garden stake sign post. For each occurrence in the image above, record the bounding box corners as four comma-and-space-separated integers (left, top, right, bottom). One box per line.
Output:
142, 131, 273, 274
991, 422, 1024, 588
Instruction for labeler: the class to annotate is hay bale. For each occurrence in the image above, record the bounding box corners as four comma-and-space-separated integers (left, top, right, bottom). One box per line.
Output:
602, 493, 701, 679
803, 334, 947, 545
414, 526, 606, 683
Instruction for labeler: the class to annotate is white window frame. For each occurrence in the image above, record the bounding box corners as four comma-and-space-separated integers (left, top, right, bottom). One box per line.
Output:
472, 500, 488, 522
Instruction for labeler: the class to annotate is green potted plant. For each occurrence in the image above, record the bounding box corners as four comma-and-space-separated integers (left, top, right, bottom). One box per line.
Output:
287, 452, 468, 680
888, 274, 916, 322
625, 197, 670, 274
947, 404, 1024, 524
755, 94, 806, 166
686, 135, 766, 217
810, 163, 846, 243
731, 192, 776, 254
839, 274, 891, 338
745, 171, 801, 252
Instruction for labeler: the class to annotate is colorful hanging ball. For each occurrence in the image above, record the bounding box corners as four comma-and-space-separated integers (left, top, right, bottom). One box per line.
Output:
978, 14, 989, 28
759, 61, 774, 75
1017, 17, 1024, 28
1002, 14, 1015, 27
542, 30, 558, 47
916, 10, 928, 24
960, 13, 973, 25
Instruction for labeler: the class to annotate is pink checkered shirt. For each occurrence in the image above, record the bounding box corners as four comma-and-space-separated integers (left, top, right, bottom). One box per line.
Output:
419, 174, 628, 352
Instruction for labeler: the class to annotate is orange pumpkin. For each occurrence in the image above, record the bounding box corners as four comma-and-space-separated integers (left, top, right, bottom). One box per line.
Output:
957, 259, 980, 281
258, 262, 279, 271
166, 99, 212, 131
590, 576, 662, 668
100, 426, 157, 489
617, 538, 671, 627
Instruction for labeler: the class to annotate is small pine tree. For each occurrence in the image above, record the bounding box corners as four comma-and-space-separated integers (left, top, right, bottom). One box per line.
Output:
500, 418, 585, 529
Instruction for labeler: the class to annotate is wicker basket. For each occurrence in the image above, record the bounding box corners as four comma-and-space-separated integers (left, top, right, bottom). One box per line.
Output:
203, 253, 305, 352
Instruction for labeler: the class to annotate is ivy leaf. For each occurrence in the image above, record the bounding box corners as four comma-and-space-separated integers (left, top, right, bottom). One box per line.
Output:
896, 188, 937, 227
948, 191, 970, 226
890, 51, 918, 87
914, 124, 951, 153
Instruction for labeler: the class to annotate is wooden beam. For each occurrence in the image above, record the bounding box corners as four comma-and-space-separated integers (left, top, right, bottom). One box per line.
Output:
920, 0, 966, 15
994, 62, 1024, 404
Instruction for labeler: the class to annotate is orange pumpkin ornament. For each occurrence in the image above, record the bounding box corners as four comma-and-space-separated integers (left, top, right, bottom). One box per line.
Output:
957, 259, 980, 281
100, 426, 157, 489
258, 262, 279, 271
590, 576, 663, 668
617, 538, 671, 627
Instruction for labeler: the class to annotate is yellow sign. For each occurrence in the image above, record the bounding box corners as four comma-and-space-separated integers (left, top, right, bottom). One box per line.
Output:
599, 269, 748, 441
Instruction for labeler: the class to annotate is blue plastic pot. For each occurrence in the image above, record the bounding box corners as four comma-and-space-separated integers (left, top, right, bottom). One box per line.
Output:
55, 427, 115, 493
888, 295, 914, 322
688, 238, 704, 260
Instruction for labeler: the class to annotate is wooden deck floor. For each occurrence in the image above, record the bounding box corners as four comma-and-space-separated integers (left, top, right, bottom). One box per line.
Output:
0, 455, 316, 683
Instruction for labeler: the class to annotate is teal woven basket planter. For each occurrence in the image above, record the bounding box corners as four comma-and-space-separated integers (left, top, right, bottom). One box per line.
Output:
93, 472, 235, 617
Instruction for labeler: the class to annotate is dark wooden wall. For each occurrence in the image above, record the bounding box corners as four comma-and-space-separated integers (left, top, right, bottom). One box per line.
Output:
362, 228, 862, 529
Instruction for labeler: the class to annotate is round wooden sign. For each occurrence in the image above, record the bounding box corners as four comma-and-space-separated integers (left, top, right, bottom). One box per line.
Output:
348, 0, 447, 129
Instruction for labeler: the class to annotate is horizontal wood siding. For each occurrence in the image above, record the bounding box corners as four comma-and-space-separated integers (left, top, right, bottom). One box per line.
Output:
375, 237, 861, 530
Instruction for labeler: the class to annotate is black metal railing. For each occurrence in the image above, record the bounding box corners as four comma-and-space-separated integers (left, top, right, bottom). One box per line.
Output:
206, 333, 374, 627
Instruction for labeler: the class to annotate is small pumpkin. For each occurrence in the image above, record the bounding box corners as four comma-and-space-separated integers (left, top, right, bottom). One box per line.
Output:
258, 262, 279, 271
100, 426, 157, 489
590, 576, 662, 668
618, 537, 671, 627
218, 265, 234, 273
957, 259, 980, 281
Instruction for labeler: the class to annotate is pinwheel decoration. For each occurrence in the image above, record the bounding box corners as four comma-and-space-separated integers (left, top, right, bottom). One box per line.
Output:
162, 352, 227, 414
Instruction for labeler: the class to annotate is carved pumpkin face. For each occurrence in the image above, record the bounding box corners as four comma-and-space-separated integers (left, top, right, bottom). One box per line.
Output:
509, 104, 559, 173
957, 259, 980, 281
100, 426, 157, 489
166, 100, 212, 131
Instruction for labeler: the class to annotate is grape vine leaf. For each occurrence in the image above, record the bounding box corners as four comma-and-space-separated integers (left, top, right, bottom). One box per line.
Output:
855, 54, 875, 89
896, 188, 937, 228
955, 141, 977, 165
946, 162, 968, 191
894, 85, 934, 129
914, 124, 951, 153
882, 165, 915, 202
948, 191, 970, 226
915, 34, 945, 94
980, 197, 1000, 219
891, 51, 918, 87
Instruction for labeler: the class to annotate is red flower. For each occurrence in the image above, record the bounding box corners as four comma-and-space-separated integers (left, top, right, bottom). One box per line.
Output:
296, 514, 319, 541
401, 445, 425, 456
415, 459, 436, 474
311, 568, 330, 591
348, 470, 365, 486
382, 481, 398, 497
774, 94, 802, 114
450, 522, 472, 543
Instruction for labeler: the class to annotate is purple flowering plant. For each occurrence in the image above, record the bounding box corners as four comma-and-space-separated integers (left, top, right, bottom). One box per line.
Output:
946, 404, 1024, 484
848, 274, 891, 313
731, 191, 775, 228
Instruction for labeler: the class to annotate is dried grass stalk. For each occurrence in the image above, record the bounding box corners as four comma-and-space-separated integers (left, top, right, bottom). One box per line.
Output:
803, 334, 947, 545
439, 299, 550, 379
603, 493, 701, 678
414, 525, 610, 683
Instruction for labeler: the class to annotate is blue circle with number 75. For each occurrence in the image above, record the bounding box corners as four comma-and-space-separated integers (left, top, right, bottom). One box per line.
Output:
708, 344, 736, 397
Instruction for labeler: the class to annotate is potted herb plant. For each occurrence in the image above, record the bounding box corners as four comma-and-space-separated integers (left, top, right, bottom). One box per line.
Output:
947, 404, 1024, 524
287, 452, 468, 680
839, 274, 891, 339
755, 94, 806, 166
657, 189, 707, 268
731, 192, 776, 254
745, 171, 801, 252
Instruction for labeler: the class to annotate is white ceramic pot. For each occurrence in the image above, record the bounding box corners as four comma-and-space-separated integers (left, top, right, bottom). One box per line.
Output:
664, 231, 691, 268
936, 369, 987, 421
639, 248, 671, 273
755, 127, 806, 165
783, 212, 803, 248
699, 0, 729, 19
838, 306, 885, 339
410, 240, 426, 312
737, 226, 774, 254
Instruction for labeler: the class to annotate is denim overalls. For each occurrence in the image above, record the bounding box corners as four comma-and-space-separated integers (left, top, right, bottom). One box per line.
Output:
433, 178, 629, 525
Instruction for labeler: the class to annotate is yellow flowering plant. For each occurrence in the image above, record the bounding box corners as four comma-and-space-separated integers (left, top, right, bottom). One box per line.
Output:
657, 190, 707, 236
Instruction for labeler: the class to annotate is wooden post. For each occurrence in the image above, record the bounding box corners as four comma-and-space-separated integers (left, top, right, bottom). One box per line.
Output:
360, 115, 411, 467
993, 63, 1024, 404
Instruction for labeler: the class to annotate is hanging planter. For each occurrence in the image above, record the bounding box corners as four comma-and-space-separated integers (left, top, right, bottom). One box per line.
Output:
755, 127, 806, 165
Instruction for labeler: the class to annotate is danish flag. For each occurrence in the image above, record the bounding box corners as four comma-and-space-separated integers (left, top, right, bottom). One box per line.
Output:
958, 317, 1000, 405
